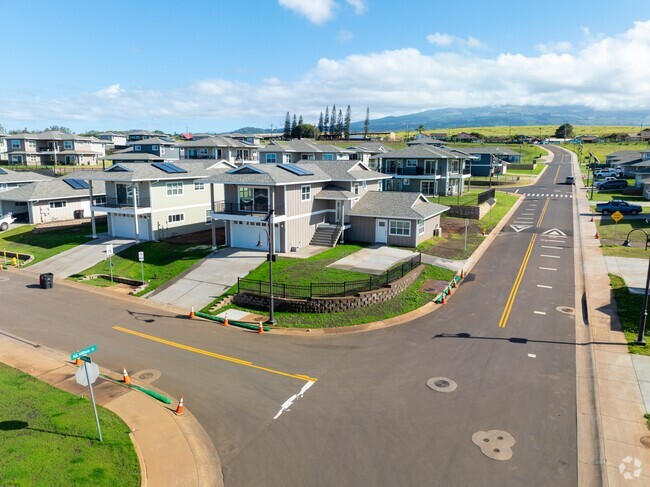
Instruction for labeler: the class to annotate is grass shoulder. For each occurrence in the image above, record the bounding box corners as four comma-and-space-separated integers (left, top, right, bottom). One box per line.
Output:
0, 362, 140, 485
609, 274, 649, 356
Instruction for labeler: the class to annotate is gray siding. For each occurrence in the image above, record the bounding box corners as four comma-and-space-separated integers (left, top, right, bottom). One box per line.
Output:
347, 216, 375, 243
285, 212, 327, 248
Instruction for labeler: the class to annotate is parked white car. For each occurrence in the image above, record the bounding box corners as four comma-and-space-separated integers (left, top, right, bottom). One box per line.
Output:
0, 212, 16, 231
594, 169, 618, 179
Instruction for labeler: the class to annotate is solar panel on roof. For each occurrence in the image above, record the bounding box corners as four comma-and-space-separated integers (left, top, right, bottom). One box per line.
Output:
152, 162, 187, 174
0, 168, 7, 175
63, 178, 90, 190
280, 164, 314, 176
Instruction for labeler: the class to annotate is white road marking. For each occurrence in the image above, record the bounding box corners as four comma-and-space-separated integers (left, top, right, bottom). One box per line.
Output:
539, 267, 557, 271
542, 228, 567, 236
534, 311, 546, 315
528, 353, 537, 358
510, 225, 532, 232
537, 284, 553, 289
541, 245, 563, 249
521, 213, 535, 216
273, 381, 315, 420
540, 254, 561, 258
514, 189, 519, 193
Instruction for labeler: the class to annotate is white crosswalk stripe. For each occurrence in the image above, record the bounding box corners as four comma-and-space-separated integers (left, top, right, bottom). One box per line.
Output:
523, 193, 572, 198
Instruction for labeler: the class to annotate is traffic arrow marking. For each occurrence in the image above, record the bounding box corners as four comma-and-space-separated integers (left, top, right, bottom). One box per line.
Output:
542, 228, 566, 237
510, 225, 532, 233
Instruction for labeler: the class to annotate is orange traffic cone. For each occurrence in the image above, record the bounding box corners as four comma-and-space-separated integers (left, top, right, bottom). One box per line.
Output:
590, 213, 594, 222
122, 368, 131, 385
222, 315, 229, 327
175, 396, 184, 415
460, 269, 465, 279
74, 358, 83, 366
595, 231, 599, 239
441, 294, 447, 305
258, 321, 264, 334
189, 306, 195, 319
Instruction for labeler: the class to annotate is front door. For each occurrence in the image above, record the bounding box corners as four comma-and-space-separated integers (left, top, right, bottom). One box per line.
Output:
375, 219, 388, 243
335, 201, 342, 223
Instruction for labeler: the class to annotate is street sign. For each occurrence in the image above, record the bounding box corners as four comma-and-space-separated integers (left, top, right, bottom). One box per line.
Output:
138, 251, 144, 262
106, 244, 114, 256
80, 355, 92, 363
70, 344, 97, 361
76, 362, 99, 386
611, 211, 624, 222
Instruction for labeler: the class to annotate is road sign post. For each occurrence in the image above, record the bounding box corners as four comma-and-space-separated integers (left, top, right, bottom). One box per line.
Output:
138, 251, 145, 285
72, 347, 102, 443
106, 244, 114, 282
84, 361, 102, 442
464, 218, 469, 251
611, 211, 624, 244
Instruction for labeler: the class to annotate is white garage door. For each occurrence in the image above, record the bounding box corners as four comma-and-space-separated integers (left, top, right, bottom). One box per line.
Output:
231, 221, 280, 251
111, 215, 150, 241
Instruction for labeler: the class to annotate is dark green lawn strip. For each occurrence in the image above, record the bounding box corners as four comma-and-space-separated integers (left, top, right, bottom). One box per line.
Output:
610, 273, 648, 356
0, 363, 139, 486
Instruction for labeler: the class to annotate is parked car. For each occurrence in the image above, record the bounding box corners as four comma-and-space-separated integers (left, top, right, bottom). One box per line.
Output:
565, 176, 575, 185
594, 176, 618, 187
597, 179, 628, 191
0, 212, 16, 231
595, 200, 642, 215
594, 169, 618, 179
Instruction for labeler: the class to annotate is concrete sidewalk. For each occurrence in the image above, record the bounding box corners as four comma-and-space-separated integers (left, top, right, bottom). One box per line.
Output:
605, 256, 649, 295
25, 235, 134, 279
0, 332, 222, 486
571, 147, 650, 485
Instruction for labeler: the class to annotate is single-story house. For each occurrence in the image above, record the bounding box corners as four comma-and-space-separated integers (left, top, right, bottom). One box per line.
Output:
0, 167, 53, 192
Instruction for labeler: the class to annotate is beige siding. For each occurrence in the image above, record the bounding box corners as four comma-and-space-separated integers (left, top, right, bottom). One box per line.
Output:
285, 212, 327, 248
347, 216, 375, 243
29, 196, 93, 224
415, 215, 441, 246
284, 183, 326, 217
149, 179, 211, 238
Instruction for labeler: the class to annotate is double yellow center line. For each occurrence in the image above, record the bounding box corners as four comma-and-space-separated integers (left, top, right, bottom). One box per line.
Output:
113, 326, 318, 382
498, 197, 550, 328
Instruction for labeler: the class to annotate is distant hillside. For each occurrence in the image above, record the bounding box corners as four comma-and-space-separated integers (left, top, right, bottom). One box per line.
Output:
349, 105, 650, 133
228, 126, 272, 134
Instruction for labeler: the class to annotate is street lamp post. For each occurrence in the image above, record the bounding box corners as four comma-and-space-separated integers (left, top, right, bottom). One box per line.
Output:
621, 229, 650, 346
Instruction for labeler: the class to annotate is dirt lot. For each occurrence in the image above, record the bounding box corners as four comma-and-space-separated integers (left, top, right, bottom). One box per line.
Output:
418, 217, 486, 260
162, 228, 225, 245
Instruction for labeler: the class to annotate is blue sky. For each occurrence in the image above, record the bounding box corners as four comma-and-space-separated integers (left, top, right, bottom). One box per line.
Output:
1, 0, 648, 133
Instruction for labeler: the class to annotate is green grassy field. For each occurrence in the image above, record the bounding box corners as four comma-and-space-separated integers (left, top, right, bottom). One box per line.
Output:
561, 142, 649, 166
405, 125, 642, 139
70, 241, 212, 295
610, 274, 649, 356
0, 363, 140, 485
595, 214, 650, 258
0, 223, 107, 265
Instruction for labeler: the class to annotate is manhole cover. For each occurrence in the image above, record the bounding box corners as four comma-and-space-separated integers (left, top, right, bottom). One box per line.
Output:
138, 372, 154, 380
427, 377, 457, 393
472, 430, 516, 461
641, 436, 650, 448
134, 369, 161, 383
556, 306, 575, 315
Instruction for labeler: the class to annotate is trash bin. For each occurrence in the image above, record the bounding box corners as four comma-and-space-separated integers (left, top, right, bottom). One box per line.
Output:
74, 209, 84, 219
39, 272, 53, 289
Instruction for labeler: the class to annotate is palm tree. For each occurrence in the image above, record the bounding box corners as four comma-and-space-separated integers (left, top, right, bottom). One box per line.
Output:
417, 124, 425, 134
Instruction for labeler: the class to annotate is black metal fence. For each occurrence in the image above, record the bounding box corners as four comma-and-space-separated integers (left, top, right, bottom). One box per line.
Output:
237, 253, 422, 299
477, 188, 495, 205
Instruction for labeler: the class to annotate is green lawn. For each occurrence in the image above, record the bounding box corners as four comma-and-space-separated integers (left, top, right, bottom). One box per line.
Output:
595, 214, 650, 258
213, 263, 454, 328
70, 241, 212, 295
610, 274, 649, 356
0, 222, 107, 266
506, 163, 546, 176
429, 189, 484, 206
583, 188, 645, 202
0, 362, 140, 485
562, 142, 650, 166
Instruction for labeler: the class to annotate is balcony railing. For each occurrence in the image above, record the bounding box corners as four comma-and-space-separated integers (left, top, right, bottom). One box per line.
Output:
212, 201, 284, 216
94, 197, 152, 209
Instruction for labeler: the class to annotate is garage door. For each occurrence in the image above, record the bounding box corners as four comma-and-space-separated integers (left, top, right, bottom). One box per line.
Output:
230, 221, 280, 251
110, 215, 150, 241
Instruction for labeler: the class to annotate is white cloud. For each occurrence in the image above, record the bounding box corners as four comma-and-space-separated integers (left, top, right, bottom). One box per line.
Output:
535, 41, 573, 54
278, 0, 337, 24
346, 0, 367, 14
426, 32, 484, 49
2, 21, 650, 131
337, 29, 354, 44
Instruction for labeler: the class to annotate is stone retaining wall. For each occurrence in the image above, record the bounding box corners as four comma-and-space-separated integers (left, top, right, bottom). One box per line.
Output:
233, 265, 424, 313
446, 200, 495, 220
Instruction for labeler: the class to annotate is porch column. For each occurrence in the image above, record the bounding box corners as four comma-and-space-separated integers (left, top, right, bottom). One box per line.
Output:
89, 181, 97, 239
340, 204, 345, 244
210, 183, 217, 252
132, 183, 140, 244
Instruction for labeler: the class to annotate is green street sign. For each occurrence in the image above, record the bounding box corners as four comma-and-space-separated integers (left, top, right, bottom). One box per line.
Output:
71, 344, 97, 361
80, 355, 92, 363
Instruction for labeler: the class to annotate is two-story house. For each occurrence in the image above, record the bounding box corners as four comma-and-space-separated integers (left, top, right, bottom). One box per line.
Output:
4, 131, 106, 166
259, 140, 353, 164
96, 132, 128, 150
606, 150, 650, 178
102, 137, 181, 165
376, 145, 473, 196
179, 136, 259, 164
0, 167, 53, 192
454, 146, 521, 177
126, 130, 163, 142
0, 134, 7, 162
202, 160, 448, 251
69, 160, 234, 243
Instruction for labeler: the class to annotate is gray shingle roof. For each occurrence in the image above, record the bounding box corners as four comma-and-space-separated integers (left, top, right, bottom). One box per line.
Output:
379, 145, 466, 159
100, 152, 165, 161
314, 185, 357, 200
406, 137, 446, 146
127, 137, 177, 146
66, 161, 233, 183
0, 168, 54, 184
0, 179, 106, 202
349, 191, 449, 220
5, 131, 102, 142
454, 146, 521, 156
178, 136, 258, 149
607, 151, 644, 165
259, 140, 344, 154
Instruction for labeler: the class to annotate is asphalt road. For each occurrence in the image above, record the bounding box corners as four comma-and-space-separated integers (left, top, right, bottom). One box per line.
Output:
1, 149, 580, 486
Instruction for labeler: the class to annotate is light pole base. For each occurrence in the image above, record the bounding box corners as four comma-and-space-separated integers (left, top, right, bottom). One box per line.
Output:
634, 340, 647, 347
265, 319, 277, 325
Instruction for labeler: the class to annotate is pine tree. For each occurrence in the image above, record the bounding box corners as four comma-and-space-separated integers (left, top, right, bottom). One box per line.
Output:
344, 105, 351, 139
364, 107, 370, 138
298, 115, 303, 126
324, 107, 330, 135
291, 114, 297, 132
318, 112, 324, 134
283, 112, 291, 140
329, 104, 337, 135
336, 109, 343, 138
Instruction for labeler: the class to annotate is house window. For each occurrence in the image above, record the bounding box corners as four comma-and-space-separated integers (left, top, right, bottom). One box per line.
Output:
50, 201, 67, 209
64, 155, 77, 164
194, 182, 205, 191
199, 148, 208, 156
11, 139, 20, 149
389, 220, 410, 236
11, 155, 24, 164
301, 185, 311, 201
238, 187, 268, 212
353, 183, 360, 195
403, 179, 410, 186
160, 146, 165, 155
406, 159, 417, 167
421, 181, 436, 195
134, 145, 141, 151
27, 140, 36, 150
152, 145, 159, 151
205, 209, 212, 225
362, 181, 367, 189
418, 219, 425, 235
168, 213, 185, 224
166, 182, 184, 196
302, 154, 315, 160
63, 141, 73, 150
29, 155, 38, 163
93, 197, 107, 205
284, 154, 292, 163
265, 153, 276, 163
323, 154, 334, 160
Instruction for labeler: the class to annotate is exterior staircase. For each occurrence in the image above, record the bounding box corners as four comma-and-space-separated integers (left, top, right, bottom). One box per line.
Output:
310, 223, 343, 247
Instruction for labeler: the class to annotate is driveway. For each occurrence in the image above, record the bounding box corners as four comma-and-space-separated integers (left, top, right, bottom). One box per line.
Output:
328, 245, 418, 275
604, 256, 648, 294
146, 248, 265, 310
26, 236, 134, 279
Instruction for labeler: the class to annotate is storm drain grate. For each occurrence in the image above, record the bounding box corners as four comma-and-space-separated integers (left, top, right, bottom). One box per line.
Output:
556, 306, 575, 315
427, 377, 457, 393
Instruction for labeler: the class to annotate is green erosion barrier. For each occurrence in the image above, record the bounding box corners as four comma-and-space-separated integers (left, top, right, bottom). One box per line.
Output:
195, 311, 271, 332
99, 374, 172, 404
434, 273, 463, 304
